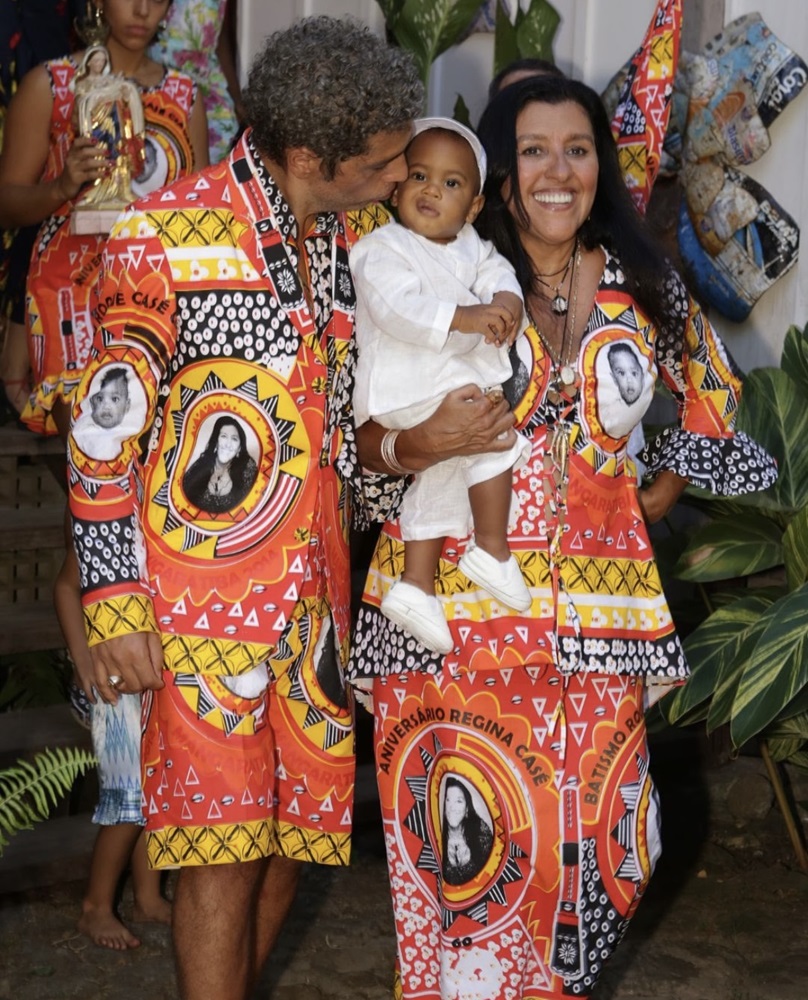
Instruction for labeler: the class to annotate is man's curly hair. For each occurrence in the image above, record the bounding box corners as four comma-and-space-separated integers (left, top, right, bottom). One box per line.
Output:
244, 16, 424, 178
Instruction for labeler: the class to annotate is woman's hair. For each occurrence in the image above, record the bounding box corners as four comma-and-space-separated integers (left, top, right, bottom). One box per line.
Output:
244, 15, 424, 178
183, 415, 253, 500
487, 57, 564, 102
442, 778, 490, 861
476, 75, 678, 333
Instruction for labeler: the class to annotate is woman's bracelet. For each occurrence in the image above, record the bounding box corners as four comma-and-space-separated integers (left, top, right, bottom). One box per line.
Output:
380, 428, 414, 476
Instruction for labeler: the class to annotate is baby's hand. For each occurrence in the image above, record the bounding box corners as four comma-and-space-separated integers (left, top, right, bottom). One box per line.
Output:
452, 301, 519, 346
491, 291, 523, 346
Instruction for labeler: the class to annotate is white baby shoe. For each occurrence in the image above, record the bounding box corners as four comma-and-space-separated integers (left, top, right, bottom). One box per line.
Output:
458, 544, 532, 611
381, 579, 453, 655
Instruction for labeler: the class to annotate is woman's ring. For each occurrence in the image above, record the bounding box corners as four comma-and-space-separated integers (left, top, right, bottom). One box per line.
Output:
108, 675, 123, 688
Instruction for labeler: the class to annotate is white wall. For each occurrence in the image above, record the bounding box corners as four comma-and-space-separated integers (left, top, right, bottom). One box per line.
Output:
236, 0, 808, 373
237, 0, 384, 76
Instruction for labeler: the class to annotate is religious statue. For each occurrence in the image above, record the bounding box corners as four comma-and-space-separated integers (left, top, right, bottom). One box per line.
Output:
70, 45, 146, 234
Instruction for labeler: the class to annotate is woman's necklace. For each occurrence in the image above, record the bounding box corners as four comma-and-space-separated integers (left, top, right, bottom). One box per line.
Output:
526, 241, 582, 555
527, 240, 581, 403
533, 243, 576, 315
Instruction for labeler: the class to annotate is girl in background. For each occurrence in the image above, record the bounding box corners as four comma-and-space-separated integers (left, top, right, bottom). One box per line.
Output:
0, 0, 207, 950
149, 0, 243, 162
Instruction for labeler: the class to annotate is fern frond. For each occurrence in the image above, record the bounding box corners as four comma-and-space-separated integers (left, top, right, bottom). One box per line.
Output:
0, 746, 97, 853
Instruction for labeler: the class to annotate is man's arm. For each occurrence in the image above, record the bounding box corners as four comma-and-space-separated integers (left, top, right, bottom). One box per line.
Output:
68, 212, 177, 703
357, 384, 516, 475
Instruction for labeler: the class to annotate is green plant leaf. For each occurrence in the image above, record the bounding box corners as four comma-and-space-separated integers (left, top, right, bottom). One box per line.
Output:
0, 747, 96, 854
673, 515, 784, 582
783, 505, 808, 591
730, 583, 808, 748
765, 710, 808, 739
735, 368, 808, 514
376, 0, 406, 22
515, 0, 560, 62
777, 685, 808, 721
780, 323, 808, 399
392, 0, 485, 83
452, 93, 472, 127
765, 736, 806, 763
705, 610, 774, 733
493, 0, 519, 73
659, 593, 775, 726
780, 750, 808, 771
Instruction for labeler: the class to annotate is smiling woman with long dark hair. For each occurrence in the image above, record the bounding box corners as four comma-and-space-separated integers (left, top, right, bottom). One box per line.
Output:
351, 74, 779, 1000
182, 414, 258, 513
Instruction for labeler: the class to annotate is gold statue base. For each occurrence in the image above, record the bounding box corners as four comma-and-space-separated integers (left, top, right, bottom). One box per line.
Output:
70, 206, 127, 236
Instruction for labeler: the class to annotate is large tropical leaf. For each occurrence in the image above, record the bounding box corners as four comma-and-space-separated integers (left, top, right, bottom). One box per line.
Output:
659, 592, 775, 725
494, 0, 560, 74
673, 514, 784, 582
493, 0, 520, 71
730, 583, 808, 747
780, 323, 808, 399
390, 0, 485, 83
704, 607, 773, 733
777, 684, 808, 721
515, 0, 560, 62
764, 712, 808, 766
766, 736, 806, 764
735, 368, 808, 514
783, 505, 808, 591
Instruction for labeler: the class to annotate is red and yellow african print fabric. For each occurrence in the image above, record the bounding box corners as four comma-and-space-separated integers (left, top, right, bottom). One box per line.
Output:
143, 603, 356, 868
609, 0, 683, 214
349, 255, 777, 687
22, 59, 197, 434
68, 131, 364, 674
68, 132, 376, 866
374, 668, 659, 1000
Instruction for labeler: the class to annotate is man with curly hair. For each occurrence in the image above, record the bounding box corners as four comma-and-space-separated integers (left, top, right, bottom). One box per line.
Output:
66, 15, 422, 999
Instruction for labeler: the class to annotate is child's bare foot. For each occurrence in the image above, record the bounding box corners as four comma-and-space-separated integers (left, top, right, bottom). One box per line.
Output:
132, 895, 172, 926
78, 905, 141, 950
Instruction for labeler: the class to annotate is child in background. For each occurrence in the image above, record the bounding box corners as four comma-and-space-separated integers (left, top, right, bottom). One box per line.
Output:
352, 118, 532, 656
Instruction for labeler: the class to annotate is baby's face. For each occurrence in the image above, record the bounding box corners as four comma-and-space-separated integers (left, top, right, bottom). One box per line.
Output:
609, 349, 643, 404
90, 377, 129, 428
392, 130, 483, 244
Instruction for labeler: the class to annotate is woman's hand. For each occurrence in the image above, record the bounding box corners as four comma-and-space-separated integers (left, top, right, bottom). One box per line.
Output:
637, 470, 687, 524
357, 384, 517, 475
57, 136, 108, 202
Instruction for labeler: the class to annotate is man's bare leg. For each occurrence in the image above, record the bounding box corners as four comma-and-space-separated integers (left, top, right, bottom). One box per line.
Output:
251, 856, 302, 987
173, 855, 302, 1000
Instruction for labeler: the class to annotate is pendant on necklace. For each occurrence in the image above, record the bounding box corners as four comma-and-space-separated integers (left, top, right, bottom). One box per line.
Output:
551, 294, 568, 315
559, 365, 576, 386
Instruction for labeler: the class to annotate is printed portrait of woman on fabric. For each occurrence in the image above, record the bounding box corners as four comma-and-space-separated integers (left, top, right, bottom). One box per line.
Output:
181, 414, 259, 514
440, 775, 494, 886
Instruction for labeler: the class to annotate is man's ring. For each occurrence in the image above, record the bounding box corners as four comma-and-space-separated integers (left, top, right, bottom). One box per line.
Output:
108, 675, 123, 688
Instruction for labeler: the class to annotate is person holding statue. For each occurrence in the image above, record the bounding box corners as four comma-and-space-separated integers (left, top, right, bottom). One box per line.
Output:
0, 0, 207, 952
0, 0, 207, 438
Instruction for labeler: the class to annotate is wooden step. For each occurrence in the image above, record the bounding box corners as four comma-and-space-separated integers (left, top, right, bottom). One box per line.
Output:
0, 703, 91, 763
0, 504, 65, 551
0, 601, 64, 656
0, 813, 95, 893
0, 425, 64, 458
